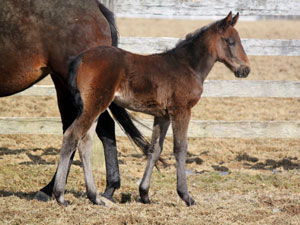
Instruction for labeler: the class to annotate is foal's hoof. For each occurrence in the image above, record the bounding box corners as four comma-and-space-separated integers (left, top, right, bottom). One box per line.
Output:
139, 188, 151, 204
58, 200, 69, 207
141, 199, 151, 204
140, 196, 151, 204
101, 193, 115, 203
54, 194, 69, 207
185, 198, 196, 207
97, 196, 117, 208
35, 191, 52, 202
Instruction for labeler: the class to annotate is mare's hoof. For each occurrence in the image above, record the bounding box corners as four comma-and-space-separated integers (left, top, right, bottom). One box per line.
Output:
35, 191, 52, 202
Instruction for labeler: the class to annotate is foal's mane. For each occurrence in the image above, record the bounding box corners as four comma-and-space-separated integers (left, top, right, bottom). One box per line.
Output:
163, 21, 218, 70
172, 21, 218, 51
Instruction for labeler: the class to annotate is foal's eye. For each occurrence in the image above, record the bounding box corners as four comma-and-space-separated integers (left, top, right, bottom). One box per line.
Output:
226, 38, 235, 46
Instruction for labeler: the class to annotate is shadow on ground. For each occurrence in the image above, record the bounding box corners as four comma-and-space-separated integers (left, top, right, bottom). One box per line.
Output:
236, 153, 300, 170
0, 147, 82, 167
184, 152, 300, 173
0, 190, 38, 200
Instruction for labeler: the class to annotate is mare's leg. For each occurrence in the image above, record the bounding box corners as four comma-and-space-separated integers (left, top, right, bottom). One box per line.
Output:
96, 111, 120, 201
139, 116, 170, 204
172, 110, 195, 206
78, 121, 105, 205
39, 75, 77, 199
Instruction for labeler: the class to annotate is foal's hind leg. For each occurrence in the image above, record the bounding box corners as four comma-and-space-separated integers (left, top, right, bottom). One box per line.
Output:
139, 116, 170, 204
53, 113, 99, 205
78, 121, 106, 205
171, 110, 195, 206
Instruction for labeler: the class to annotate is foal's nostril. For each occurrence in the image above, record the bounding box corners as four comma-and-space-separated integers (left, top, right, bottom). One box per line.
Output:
235, 66, 250, 78
244, 67, 250, 76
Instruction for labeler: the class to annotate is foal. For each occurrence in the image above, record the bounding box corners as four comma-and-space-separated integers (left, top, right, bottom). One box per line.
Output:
54, 12, 250, 206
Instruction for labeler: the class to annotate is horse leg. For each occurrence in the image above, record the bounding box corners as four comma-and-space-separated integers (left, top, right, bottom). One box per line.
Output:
39, 76, 120, 202
139, 116, 170, 204
53, 111, 99, 206
96, 111, 120, 202
37, 75, 78, 201
171, 110, 195, 206
77, 120, 106, 205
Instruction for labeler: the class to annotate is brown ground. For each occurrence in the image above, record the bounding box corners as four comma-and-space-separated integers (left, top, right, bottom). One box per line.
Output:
0, 19, 300, 225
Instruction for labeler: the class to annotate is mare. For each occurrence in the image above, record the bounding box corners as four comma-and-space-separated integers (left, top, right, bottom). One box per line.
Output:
0, 0, 149, 204
58, 12, 251, 206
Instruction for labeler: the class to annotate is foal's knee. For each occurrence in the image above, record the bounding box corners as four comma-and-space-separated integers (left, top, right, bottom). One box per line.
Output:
63, 121, 88, 149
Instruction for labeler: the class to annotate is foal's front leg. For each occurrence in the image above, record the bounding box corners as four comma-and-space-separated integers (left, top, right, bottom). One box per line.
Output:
139, 116, 170, 204
172, 111, 195, 206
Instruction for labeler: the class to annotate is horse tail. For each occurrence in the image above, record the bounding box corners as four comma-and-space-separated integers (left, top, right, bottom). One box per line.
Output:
109, 103, 168, 168
66, 55, 84, 117
109, 102, 150, 153
97, 1, 119, 47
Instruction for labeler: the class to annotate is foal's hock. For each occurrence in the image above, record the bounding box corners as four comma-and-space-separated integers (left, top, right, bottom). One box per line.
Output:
54, 12, 250, 206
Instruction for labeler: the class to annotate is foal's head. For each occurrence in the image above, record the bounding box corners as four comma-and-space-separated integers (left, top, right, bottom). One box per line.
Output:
211, 12, 250, 78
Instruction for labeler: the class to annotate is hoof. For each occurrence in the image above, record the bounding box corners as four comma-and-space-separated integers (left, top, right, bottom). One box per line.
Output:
186, 198, 196, 207
35, 191, 52, 202
54, 193, 68, 206
101, 193, 115, 203
140, 196, 151, 204
98, 196, 117, 208
139, 187, 151, 204
58, 200, 69, 207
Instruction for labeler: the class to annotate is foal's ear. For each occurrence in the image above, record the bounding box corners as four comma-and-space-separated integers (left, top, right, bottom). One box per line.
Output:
231, 12, 239, 27
218, 11, 233, 32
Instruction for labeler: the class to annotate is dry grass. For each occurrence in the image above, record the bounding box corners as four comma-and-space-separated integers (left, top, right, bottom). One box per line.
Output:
1, 135, 300, 224
1, 19, 300, 224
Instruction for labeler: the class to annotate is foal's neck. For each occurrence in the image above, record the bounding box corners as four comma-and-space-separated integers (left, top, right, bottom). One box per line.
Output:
169, 36, 216, 82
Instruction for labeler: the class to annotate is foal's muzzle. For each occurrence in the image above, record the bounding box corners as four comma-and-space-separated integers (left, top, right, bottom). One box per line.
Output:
234, 65, 250, 78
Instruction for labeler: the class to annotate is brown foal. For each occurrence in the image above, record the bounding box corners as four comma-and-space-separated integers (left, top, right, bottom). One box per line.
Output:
54, 12, 250, 206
